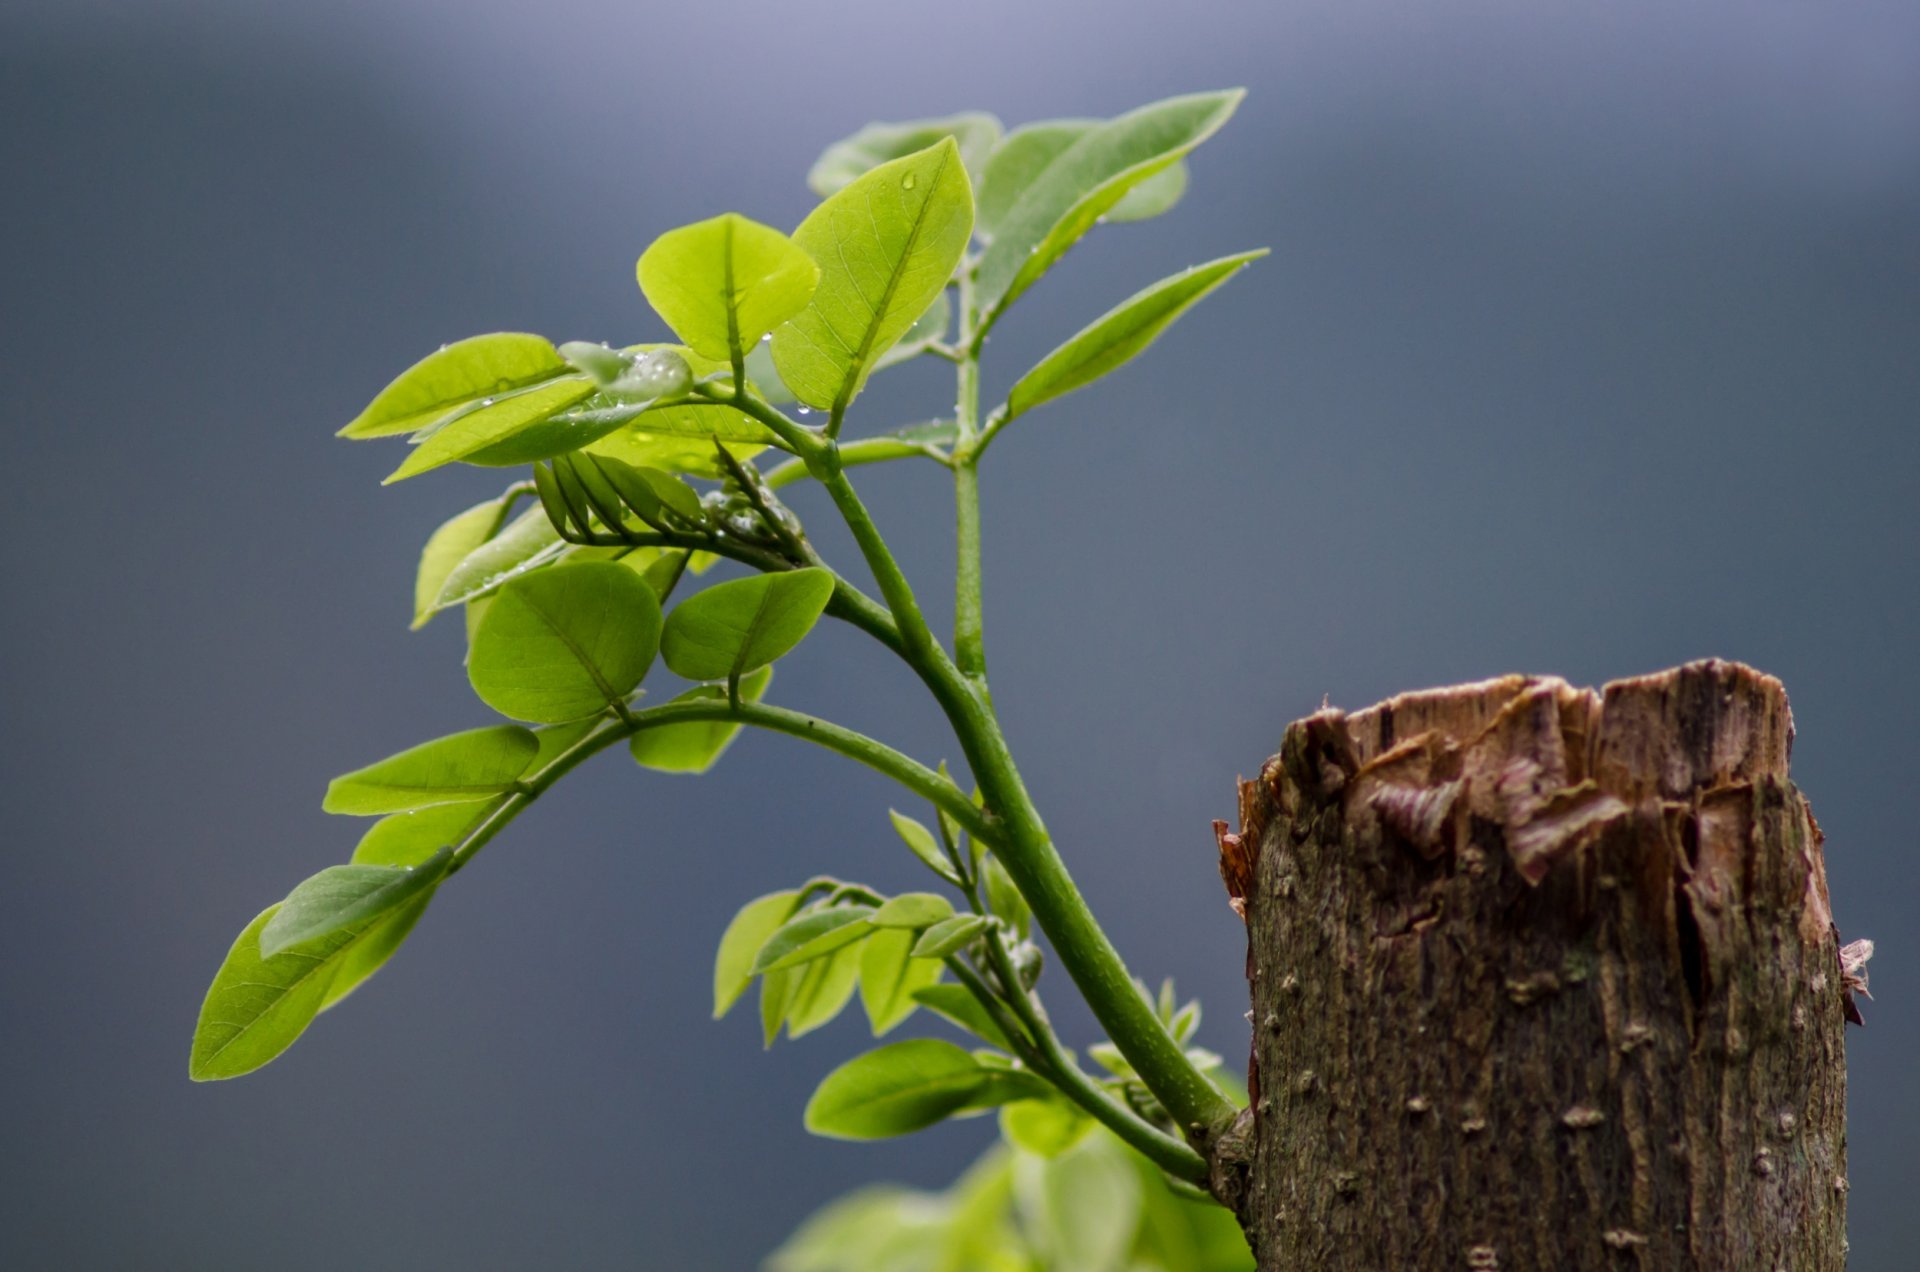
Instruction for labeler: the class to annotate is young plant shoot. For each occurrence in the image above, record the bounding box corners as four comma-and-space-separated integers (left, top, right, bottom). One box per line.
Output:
192, 90, 1264, 1264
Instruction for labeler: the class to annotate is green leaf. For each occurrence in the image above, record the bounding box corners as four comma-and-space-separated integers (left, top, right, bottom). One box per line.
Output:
1006, 250, 1266, 419
339, 332, 568, 439
713, 889, 802, 1019
752, 906, 877, 974
976, 120, 1189, 242
1014, 1134, 1143, 1272
660, 568, 835, 683
982, 854, 1030, 938
760, 966, 796, 1047
807, 112, 1001, 197
319, 893, 434, 1012
975, 90, 1243, 323
876, 291, 951, 370
557, 340, 632, 385
803, 1039, 988, 1140
630, 665, 774, 774
638, 213, 820, 366
858, 928, 943, 1036
258, 848, 451, 957
352, 803, 492, 867
911, 913, 990, 959
910, 983, 1015, 1051
999, 1097, 1093, 1158
871, 892, 955, 930
190, 901, 424, 1080
412, 494, 515, 629
773, 139, 974, 414
431, 505, 567, 612
467, 561, 662, 723
323, 725, 539, 815
384, 376, 598, 482
890, 809, 962, 885
786, 942, 864, 1039
743, 341, 796, 405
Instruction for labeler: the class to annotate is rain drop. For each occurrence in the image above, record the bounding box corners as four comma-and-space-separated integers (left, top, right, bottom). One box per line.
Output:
902, 173, 918, 190
796, 405, 812, 416
480, 397, 496, 407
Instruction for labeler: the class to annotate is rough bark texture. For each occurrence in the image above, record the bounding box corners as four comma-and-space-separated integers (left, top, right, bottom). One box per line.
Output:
1215, 661, 1852, 1270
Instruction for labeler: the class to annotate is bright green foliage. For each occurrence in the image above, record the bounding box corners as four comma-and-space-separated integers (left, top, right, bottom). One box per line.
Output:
339, 332, 568, 439
659, 568, 834, 683
630, 666, 774, 773
638, 214, 820, 366
713, 889, 802, 1018
773, 140, 974, 414
975, 90, 1243, 324
323, 724, 539, 814
753, 906, 878, 974
467, 562, 662, 722
804, 1039, 989, 1139
807, 112, 1001, 197
199, 87, 1263, 1264
858, 929, 943, 1035
1007, 250, 1267, 420
260, 850, 451, 957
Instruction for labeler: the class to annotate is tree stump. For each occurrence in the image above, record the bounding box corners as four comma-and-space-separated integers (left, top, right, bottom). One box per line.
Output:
1214, 661, 1856, 1270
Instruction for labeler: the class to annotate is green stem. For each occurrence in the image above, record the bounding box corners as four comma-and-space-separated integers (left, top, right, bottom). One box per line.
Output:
762, 434, 951, 491
953, 461, 985, 682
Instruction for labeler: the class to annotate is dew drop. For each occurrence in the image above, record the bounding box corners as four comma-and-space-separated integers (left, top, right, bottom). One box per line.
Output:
796, 405, 812, 416
480, 397, 496, 407
902, 173, 918, 190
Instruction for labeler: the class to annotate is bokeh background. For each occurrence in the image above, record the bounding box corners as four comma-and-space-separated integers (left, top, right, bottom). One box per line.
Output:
4, 1, 1916, 1267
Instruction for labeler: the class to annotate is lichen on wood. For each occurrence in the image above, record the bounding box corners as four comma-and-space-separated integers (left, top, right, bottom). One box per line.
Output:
1220, 660, 1854, 1270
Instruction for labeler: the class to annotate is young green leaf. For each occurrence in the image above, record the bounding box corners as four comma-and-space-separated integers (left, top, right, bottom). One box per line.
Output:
999, 1097, 1093, 1158
259, 848, 452, 957
638, 214, 820, 367
431, 505, 568, 612
806, 112, 1001, 197
910, 983, 1016, 1051
773, 139, 974, 415
468, 561, 662, 722
890, 809, 962, 886
190, 902, 426, 1080
339, 333, 568, 439
760, 966, 797, 1048
981, 854, 1031, 938
660, 568, 835, 683
1005, 250, 1266, 420
910, 914, 990, 959
323, 725, 539, 815
385, 376, 598, 482
631, 665, 775, 774
752, 906, 878, 974
803, 1039, 988, 1139
974, 90, 1243, 324
319, 893, 435, 1012
786, 942, 864, 1039
858, 928, 944, 1036
714, 889, 803, 1018
413, 494, 512, 629
353, 803, 493, 867
1014, 1133, 1144, 1271
870, 892, 956, 930
975, 120, 1189, 241
557, 340, 632, 385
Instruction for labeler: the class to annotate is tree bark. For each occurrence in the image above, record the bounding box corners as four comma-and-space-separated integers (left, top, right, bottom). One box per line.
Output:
1212, 660, 1856, 1270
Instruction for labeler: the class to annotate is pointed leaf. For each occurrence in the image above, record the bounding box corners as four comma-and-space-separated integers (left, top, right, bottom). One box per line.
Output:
323, 725, 538, 815
638, 213, 820, 365
773, 139, 974, 414
975, 90, 1243, 323
752, 906, 878, 974
259, 849, 452, 957
803, 1039, 988, 1139
982, 854, 1030, 938
890, 809, 962, 885
999, 1097, 1093, 1158
714, 889, 802, 1018
1014, 1134, 1142, 1271
431, 505, 567, 611
631, 666, 774, 774
413, 496, 512, 629
760, 966, 796, 1047
910, 982, 1016, 1051
353, 802, 493, 867
976, 120, 1188, 241
660, 568, 835, 682
786, 942, 864, 1038
468, 561, 662, 723
871, 892, 955, 930
339, 333, 568, 439
807, 112, 1001, 196
1007, 251, 1265, 419
320, 893, 434, 1011
859, 928, 943, 1036
911, 914, 991, 959
385, 376, 597, 482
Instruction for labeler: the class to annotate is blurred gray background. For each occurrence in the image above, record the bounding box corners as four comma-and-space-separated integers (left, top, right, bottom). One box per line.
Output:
3, 0, 1915, 1267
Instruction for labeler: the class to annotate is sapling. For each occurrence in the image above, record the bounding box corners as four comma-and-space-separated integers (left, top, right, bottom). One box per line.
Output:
191, 90, 1262, 1267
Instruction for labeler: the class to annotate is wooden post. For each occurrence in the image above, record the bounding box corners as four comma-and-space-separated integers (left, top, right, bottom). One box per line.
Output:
1213, 661, 1858, 1269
